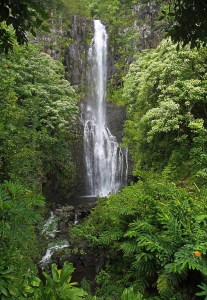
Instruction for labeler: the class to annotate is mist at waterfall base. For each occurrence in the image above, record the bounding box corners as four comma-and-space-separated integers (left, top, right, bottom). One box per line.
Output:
81, 20, 128, 199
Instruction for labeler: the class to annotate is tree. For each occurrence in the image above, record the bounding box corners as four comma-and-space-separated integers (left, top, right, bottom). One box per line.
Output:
0, 0, 49, 53
0, 43, 78, 193
0, 181, 44, 298
163, 0, 207, 48
123, 40, 207, 184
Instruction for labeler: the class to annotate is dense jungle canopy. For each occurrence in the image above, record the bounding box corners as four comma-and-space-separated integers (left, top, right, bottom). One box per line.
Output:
1, 0, 207, 299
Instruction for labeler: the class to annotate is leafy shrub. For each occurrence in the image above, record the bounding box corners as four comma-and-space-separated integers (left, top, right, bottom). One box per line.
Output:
39, 262, 88, 300
0, 181, 44, 298
0, 43, 78, 193
71, 176, 207, 299
123, 40, 207, 184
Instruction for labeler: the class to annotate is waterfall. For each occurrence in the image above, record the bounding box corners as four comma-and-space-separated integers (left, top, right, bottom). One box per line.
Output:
83, 20, 128, 197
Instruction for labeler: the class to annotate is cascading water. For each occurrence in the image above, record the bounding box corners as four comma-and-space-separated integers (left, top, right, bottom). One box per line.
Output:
83, 20, 128, 197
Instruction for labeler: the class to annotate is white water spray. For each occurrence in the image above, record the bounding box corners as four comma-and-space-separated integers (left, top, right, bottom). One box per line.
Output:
83, 20, 128, 197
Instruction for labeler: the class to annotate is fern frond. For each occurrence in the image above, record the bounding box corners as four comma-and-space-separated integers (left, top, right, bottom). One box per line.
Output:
133, 277, 149, 295
157, 269, 187, 297
165, 244, 207, 276
125, 220, 156, 237
157, 272, 174, 298
120, 241, 140, 255
133, 253, 156, 277
196, 282, 207, 299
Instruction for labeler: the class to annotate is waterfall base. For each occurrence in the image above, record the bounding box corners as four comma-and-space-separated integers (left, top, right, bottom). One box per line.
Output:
67, 195, 97, 208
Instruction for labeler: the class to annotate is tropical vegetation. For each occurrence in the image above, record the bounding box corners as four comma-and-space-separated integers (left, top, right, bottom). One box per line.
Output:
1, 0, 207, 299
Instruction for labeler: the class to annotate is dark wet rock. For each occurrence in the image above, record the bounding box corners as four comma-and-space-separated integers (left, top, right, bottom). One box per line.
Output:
58, 221, 67, 231
71, 248, 105, 283
53, 244, 106, 284
78, 202, 97, 218
50, 202, 97, 233
50, 205, 76, 233
132, 1, 163, 49
54, 205, 75, 215
127, 174, 143, 185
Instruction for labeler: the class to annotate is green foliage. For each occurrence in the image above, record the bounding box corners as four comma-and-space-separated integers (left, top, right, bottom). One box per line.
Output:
39, 262, 88, 299
0, 261, 88, 299
0, 268, 19, 299
121, 287, 144, 300
71, 177, 207, 299
37, 0, 91, 62
196, 282, 207, 299
164, 0, 207, 48
0, 0, 49, 53
123, 40, 207, 184
0, 181, 44, 298
60, 0, 90, 17
0, 43, 78, 193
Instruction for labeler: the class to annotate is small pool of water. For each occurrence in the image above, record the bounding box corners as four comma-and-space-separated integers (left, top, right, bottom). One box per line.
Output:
68, 195, 98, 208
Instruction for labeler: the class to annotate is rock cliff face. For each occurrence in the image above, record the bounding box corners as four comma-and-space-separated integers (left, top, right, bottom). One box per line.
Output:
64, 16, 116, 87
64, 16, 93, 87
133, 0, 163, 49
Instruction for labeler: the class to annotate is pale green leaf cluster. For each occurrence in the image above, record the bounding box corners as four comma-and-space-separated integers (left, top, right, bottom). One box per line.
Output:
123, 40, 207, 183
0, 43, 78, 192
39, 262, 87, 300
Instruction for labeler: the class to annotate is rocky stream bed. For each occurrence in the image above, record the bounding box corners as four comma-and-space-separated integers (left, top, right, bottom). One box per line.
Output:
39, 202, 105, 285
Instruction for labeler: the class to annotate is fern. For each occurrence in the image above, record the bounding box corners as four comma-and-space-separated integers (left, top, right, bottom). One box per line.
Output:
120, 241, 140, 255
133, 277, 149, 295
125, 220, 156, 236
165, 244, 207, 276
196, 282, 207, 299
157, 269, 188, 298
132, 253, 156, 277
70, 177, 207, 299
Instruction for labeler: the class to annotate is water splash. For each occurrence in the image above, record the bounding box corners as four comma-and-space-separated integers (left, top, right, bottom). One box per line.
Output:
83, 20, 128, 197
41, 212, 59, 239
39, 240, 69, 267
